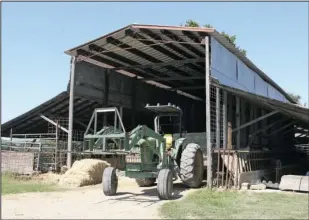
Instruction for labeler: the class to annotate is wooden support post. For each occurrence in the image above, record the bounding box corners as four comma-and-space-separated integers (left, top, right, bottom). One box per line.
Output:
236, 97, 240, 149
227, 122, 232, 149
216, 87, 220, 148
223, 91, 227, 149
205, 36, 212, 188
67, 56, 76, 168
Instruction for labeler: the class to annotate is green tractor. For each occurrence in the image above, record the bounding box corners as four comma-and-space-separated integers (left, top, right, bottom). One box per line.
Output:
83, 103, 205, 200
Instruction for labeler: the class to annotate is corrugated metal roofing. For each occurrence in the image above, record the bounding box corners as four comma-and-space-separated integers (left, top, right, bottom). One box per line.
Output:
213, 80, 309, 126
1, 92, 101, 136
2, 24, 308, 136
65, 24, 295, 103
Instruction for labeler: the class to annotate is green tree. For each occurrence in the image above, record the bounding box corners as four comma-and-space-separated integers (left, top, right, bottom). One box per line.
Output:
287, 92, 302, 104
182, 19, 247, 56
184, 19, 200, 27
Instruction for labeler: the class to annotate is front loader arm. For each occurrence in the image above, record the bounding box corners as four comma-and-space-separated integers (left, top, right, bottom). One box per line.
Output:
129, 125, 166, 147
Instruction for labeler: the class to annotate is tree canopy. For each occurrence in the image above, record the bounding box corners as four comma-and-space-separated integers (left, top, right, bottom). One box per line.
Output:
182, 19, 247, 56
287, 92, 306, 106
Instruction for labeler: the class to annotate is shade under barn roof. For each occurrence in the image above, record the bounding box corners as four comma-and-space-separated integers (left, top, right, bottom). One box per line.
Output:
65, 24, 295, 103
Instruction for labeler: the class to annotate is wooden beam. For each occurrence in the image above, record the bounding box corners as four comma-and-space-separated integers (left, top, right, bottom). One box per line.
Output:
265, 121, 295, 137
227, 122, 232, 149
112, 57, 204, 71
232, 110, 278, 133
142, 76, 205, 82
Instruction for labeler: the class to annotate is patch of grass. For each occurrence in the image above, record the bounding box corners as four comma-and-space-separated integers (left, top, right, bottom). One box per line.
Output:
1, 173, 61, 195
159, 189, 309, 219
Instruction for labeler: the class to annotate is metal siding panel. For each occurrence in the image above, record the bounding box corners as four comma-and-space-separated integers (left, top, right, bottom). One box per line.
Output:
268, 84, 285, 101
211, 37, 288, 103
237, 59, 255, 93
255, 74, 268, 97
210, 37, 239, 89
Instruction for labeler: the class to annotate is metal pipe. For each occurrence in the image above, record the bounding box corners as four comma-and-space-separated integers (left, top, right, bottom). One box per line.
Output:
94, 111, 97, 134
40, 115, 69, 133
67, 56, 77, 168
118, 106, 123, 130
205, 36, 212, 188
55, 120, 59, 171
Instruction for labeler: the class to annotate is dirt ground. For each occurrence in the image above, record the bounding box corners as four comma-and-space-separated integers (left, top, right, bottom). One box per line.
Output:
2, 177, 196, 219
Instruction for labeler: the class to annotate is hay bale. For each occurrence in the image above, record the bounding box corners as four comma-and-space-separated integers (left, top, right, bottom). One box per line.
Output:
58, 159, 110, 187
32, 173, 61, 184
60, 165, 68, 174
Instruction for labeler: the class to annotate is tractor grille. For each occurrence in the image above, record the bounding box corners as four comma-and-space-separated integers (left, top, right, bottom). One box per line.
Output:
125, 154, 141, 163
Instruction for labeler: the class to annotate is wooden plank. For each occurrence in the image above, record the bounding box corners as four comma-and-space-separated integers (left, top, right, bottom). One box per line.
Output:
227, 122, 232, 149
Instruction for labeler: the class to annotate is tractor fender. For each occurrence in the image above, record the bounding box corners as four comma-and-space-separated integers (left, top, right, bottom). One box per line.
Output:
173, 138, 186, 158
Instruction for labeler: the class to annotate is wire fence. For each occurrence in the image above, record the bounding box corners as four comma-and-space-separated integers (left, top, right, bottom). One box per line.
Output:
1, 118, 84, 174
210, 85, 226, 149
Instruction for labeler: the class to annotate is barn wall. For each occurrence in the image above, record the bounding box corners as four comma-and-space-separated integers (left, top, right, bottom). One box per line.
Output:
70, 61, 206, 132
210, 38, 288, 103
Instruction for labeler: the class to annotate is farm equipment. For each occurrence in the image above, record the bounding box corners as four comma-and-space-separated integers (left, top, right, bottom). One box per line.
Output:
83, 103, 205, 200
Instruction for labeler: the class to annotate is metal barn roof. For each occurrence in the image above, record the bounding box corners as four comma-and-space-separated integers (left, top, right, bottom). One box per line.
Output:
2, 24, 308, 135
1, 92, 101, 136
65, 24, 295, 103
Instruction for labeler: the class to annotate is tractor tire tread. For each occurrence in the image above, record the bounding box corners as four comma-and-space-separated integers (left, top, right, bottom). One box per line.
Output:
157, 169, 173, 200
102, 167, 118, 196
180, 143, 204, 188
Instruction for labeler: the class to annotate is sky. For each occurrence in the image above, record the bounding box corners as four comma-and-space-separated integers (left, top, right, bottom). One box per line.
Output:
2, 2, 308, 123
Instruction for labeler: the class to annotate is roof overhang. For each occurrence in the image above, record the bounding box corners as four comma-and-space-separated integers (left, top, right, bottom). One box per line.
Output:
65, 23, 295, 103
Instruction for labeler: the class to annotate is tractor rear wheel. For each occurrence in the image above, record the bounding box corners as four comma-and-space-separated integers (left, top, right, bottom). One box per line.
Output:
180, 143, 204, 188
135, 178, 156, 187
157, 169, 173, 200
102, 167, 118, 196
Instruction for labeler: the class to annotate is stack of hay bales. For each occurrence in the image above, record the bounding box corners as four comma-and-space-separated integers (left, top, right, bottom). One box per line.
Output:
59, 159, 110, 187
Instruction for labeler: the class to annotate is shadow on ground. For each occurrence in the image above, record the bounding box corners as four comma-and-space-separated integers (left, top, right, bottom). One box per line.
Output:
95, 182, 203, 207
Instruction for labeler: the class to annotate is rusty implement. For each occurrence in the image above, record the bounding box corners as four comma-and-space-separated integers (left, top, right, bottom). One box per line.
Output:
279, 175, 309, 192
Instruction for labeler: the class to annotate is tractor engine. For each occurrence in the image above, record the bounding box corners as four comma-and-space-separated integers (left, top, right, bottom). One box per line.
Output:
125, 137, 161, 173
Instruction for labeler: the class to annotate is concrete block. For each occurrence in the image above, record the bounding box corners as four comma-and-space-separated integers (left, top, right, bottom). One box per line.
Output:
241, 182, 249, 190
250, 183, 266, 190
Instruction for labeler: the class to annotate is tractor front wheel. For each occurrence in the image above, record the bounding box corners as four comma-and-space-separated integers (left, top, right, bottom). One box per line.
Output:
180, 143, 204, 188
135, 178, 156, 187
102, 167, 118, 196
157, 169, 173, 200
